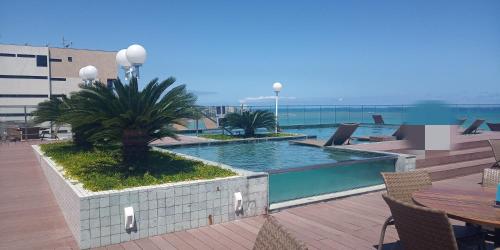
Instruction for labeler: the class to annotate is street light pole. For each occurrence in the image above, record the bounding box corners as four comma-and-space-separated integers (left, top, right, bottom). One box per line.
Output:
117, 44, 147, 81
272, 82, 283, 134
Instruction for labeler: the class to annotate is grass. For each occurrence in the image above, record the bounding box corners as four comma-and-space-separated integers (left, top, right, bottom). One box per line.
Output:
200, 132, 296, 141
40, 142, 236, 192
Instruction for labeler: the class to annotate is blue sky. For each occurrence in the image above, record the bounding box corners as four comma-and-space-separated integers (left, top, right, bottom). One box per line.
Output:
1, 0, 499, 105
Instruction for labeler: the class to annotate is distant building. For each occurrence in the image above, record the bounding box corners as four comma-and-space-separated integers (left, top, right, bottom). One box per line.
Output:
0, 44, 118, 106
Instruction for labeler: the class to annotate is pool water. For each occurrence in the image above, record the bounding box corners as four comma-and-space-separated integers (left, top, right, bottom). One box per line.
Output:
167, 140, 396, 204
168, 140, 388, 172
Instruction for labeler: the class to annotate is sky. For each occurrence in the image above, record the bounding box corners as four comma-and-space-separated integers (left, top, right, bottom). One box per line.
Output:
1, 0, 499, 105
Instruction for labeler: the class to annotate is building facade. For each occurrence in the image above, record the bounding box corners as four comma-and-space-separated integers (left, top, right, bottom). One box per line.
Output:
0, 44, 118, 106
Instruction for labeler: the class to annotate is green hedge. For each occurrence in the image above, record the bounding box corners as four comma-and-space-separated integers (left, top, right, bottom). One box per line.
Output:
40, 142, 236, 191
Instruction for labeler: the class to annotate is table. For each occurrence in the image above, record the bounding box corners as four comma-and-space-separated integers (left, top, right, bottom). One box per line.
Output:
413, 185, 500, 244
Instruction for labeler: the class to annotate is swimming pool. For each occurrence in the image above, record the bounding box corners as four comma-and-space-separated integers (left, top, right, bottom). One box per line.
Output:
166, 140, 396, 204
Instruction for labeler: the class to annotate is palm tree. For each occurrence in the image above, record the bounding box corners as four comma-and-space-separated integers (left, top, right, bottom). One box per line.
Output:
224, 110, 275, 137
65, 77, 198, 164
32, 95, 94, 147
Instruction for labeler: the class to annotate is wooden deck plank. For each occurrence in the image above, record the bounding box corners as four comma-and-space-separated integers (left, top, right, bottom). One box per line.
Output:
221, 222, 258, 242
174, 231, 211, 250
149, 235, 177, 250
134, 238, 160, 250
197, 226, 246, 250
105, 244, 125, 250
120, 241, 142, 250
186, 228, 229, 250
162, 233, 195, 250
212, 224, 254, 249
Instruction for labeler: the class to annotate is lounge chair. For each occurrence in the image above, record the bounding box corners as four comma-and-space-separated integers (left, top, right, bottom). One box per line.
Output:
323, 123, 359, 146
253, 216, 307, 250
462, 119, 485, 134
382, 194, 485, 250
377, 170, 432, 250
488, 139, 500, 167
372, 114, 385, 125
352, 124, 406, 142
6, 127, 22, 142
290, 123, 359, 147
392, 124, 407, 140
487, 122, 500, 132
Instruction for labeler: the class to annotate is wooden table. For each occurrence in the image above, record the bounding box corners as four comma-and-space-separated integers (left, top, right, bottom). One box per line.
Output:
413, 185, 500, 244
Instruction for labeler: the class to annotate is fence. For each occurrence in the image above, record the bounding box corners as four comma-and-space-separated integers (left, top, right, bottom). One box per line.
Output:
2, 104, 500, 133
201, 104, 500, 129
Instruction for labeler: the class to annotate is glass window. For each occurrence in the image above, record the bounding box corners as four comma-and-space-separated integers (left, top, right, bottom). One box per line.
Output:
68, 57, 72, 62
36, 55, 47, 67
0, 53, 16, 57
107, 79, 115, 88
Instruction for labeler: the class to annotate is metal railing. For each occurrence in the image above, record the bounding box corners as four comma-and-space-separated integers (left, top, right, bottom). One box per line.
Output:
199, 104, 500, 129
2, 104, 500, 132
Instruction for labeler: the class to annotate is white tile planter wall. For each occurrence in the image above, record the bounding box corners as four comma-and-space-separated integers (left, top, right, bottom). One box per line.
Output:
32, 145, 268, 249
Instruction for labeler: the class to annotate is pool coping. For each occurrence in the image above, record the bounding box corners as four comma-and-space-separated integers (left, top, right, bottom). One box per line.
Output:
156, 134, 317, 148
269, 184, 387, 211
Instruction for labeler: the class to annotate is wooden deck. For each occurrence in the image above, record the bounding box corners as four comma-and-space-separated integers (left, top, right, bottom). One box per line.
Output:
0, 141, 78, 249
0, 141, 489, 249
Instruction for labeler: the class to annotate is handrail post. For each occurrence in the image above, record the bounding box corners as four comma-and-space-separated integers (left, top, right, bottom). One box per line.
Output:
24, 106, 28, 140
319, 105, 322, 125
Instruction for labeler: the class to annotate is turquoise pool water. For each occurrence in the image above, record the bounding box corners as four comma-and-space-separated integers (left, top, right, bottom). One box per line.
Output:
167, 140, 396, 203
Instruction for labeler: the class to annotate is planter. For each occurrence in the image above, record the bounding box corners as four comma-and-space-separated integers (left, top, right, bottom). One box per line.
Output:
32, 145, 268, 249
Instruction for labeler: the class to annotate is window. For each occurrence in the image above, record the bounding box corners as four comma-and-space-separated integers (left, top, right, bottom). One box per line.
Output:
50, 77, 66, 81
0, 94, 48, 98
50, 58, 62, 62
17, 54, 36, 58
36, 55, 47, 67
107, 79, 115, 88
0, 75, 48, 79
0, 53, 16, 57
68, 57, 72, 62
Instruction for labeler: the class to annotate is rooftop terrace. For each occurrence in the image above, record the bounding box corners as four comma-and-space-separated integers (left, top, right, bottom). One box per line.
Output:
0, 138, 493, 249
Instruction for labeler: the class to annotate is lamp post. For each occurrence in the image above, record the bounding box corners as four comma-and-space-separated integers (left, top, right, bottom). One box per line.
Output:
79, 65, 98, 85
116, 44, 147, 80
273, 82, 283, 133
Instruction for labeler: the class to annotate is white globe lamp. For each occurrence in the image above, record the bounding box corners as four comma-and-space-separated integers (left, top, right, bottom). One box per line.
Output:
272, 82, 283, 133
84, 65, 98, 81
116, 49, 131, 67
273, 82, 283, 93
126, 44, 147, 65
79, 67, 86, 79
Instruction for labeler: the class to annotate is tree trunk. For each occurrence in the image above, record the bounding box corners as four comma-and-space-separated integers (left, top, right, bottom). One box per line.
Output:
122, 129, 149, 164
244, 128, 254, 137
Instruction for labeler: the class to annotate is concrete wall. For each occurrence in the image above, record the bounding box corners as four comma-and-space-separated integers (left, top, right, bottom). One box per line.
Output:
49, 48, 118, 96
33, 145, 268, 249
0, 45, 50, 103
0, 44, 117, 107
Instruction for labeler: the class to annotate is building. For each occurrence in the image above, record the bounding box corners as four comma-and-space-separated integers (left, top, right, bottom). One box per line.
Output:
0, 44, 118, 106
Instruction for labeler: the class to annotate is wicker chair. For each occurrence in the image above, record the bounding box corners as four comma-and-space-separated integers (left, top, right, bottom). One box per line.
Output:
489, 139, 500, 167
377, 170, 432, 250
482, 168, 500, 187
253, 216, 308, 250
382, 194, 459, 250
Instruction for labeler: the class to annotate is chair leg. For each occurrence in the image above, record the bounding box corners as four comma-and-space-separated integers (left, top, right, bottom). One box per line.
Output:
378, 215, 394, 250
